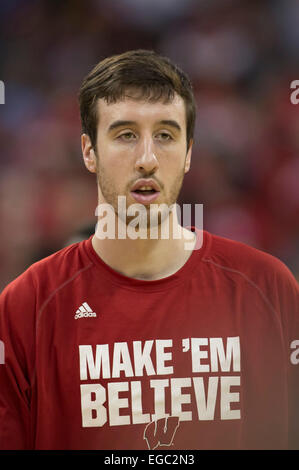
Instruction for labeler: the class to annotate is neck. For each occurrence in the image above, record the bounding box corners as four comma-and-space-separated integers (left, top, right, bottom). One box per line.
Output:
91, 210, 196, 280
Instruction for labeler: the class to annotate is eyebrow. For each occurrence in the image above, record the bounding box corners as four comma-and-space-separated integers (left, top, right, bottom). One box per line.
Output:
159, 120, 182, 132
107, 119, 182, 133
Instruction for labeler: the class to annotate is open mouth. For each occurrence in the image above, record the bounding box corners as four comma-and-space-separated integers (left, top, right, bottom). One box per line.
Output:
130, 180, 161, 204
133, 189, 157, 195
130, 187, 160, 204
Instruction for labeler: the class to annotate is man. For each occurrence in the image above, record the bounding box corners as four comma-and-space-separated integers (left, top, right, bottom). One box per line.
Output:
0, 50, 298, 450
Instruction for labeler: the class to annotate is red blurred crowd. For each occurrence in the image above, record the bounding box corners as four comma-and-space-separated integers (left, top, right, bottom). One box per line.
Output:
0, 0, 298, 290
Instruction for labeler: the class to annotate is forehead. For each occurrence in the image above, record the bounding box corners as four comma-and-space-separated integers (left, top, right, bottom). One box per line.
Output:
96, 93, 186, 131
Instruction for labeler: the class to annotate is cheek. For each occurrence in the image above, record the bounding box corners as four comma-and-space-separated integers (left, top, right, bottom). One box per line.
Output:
100, 139, 134, 165
97, 143, 128, 175
97, 158, 130, 196
159, 149, 186, 174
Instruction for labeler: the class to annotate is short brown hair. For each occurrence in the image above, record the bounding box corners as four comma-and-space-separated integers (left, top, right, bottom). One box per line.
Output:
78, 49, 196, 151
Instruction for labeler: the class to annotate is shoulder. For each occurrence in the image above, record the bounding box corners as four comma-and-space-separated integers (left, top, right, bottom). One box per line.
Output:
0, 239, 93, 303
202, 231, 299, 306
204, 231, 296, 280
0, 240, 94, 356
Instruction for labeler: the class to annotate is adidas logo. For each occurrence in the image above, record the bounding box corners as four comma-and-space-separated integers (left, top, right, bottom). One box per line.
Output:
75, 302, 97, 319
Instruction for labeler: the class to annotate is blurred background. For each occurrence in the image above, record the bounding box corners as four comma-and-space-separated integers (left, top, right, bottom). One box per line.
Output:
0, 0, 299, 290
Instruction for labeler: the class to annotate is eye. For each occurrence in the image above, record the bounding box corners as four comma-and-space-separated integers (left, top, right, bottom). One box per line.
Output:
156, 132, 173, 141
118, 132, 136, 141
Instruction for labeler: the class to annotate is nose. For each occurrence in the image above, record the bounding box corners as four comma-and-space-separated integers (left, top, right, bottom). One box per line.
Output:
134, 136, 159, 174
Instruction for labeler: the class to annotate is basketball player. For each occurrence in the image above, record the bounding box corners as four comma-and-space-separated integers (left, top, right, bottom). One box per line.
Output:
0, 50, 298, 450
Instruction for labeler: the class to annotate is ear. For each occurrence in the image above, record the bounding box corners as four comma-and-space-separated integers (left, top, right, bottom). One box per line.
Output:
81, 133, 97, 173
184, 139, 193, 173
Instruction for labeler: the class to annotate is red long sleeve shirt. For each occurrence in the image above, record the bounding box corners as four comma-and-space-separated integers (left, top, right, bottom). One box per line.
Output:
0, 229, 298, 449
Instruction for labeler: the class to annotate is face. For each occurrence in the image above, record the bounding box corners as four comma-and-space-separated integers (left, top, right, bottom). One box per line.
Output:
82, 92, 192, 226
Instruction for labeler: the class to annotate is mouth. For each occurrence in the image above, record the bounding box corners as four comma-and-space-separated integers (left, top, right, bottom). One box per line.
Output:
134, 188, 157, 195
130, 181, 161, 204
130, 188, 160, 204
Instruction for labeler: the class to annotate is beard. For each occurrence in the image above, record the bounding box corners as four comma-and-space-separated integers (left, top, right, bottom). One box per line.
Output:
95, 154, 186, 230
